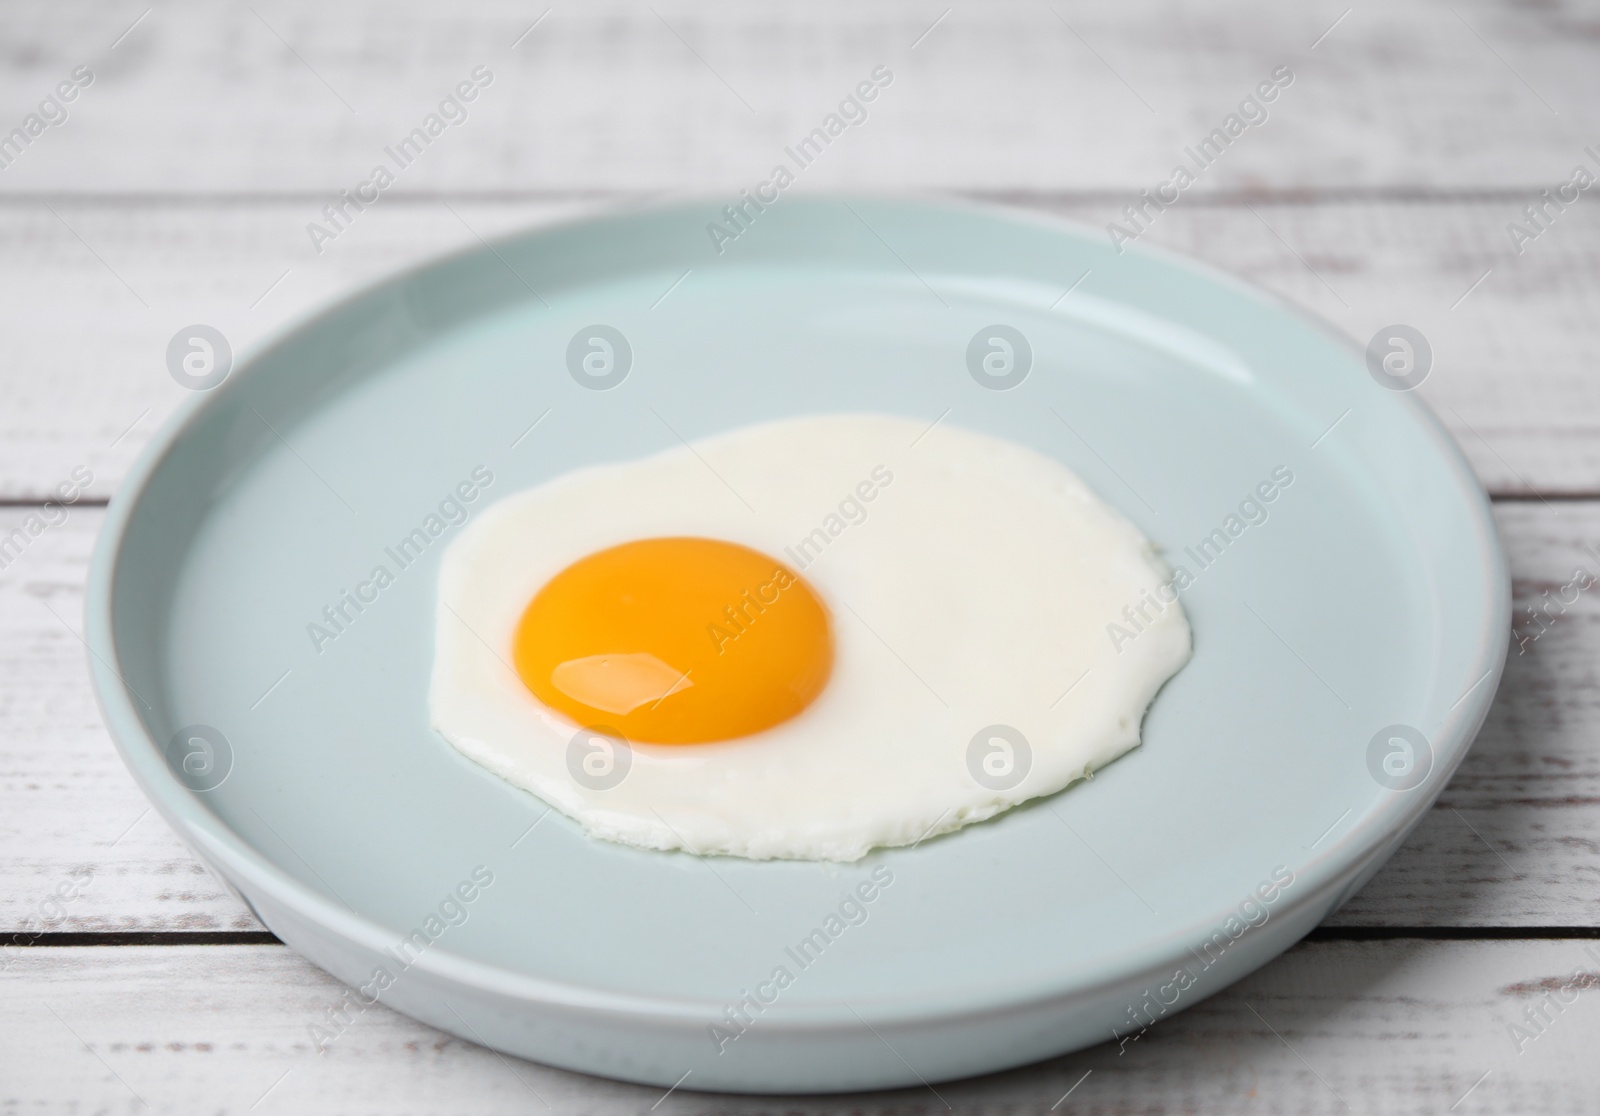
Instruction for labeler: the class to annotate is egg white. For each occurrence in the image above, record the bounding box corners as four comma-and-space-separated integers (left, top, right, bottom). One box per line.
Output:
429, 413, 1190, 861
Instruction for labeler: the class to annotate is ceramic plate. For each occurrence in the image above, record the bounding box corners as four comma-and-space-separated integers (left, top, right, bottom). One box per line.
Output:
87, 197, 1508, 1092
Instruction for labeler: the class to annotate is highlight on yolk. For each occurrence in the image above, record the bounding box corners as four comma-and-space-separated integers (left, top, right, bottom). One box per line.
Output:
513, 537, 833, 744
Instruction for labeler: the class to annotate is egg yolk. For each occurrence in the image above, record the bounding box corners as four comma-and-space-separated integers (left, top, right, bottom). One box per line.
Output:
513, 537, 833, 744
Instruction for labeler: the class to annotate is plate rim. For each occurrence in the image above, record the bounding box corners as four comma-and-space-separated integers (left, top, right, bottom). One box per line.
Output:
85, 192, 1511, 1029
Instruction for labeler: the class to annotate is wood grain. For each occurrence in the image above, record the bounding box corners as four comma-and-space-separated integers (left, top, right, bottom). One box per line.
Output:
5, 939, 1598, 1112
1, 196, 1598, 501
0, 0, 1596, 195
4, 1, 1598, 1105
0, 501, 1593, 934
1337, 499, 1600, 925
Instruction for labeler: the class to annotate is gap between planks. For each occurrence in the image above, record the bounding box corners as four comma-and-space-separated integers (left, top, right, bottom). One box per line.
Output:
0, 186, 1576, 207
0, 495, 1579, 511
13, 926, 1600, 949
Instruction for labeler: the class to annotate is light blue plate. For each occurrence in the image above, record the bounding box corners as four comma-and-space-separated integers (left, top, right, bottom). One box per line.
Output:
87, 197, 1508, 1093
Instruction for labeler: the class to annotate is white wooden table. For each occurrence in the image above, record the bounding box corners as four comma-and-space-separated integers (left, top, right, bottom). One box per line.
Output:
4, 1, 1598, 1110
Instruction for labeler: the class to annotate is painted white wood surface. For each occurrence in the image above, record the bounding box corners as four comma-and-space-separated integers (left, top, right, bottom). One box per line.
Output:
0, 0, 1596, 195
0, 501, 1592, 934
1, 197, 1598, 501
6, 940, 1599, 1114
3, 0, 1598, 1108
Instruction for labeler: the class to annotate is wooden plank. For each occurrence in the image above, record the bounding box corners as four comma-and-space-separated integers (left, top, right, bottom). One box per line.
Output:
0, 1, 1594, 195
1, 501, 1594, 934
1335, 499, 1600, 926
4, 938, 1598, 1111
0, 504, 260, 935
1, 196, 1597, 500
0, 199, 592, 503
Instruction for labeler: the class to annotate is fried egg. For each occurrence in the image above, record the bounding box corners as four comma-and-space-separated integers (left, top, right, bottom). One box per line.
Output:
429, 414, 1190, 861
